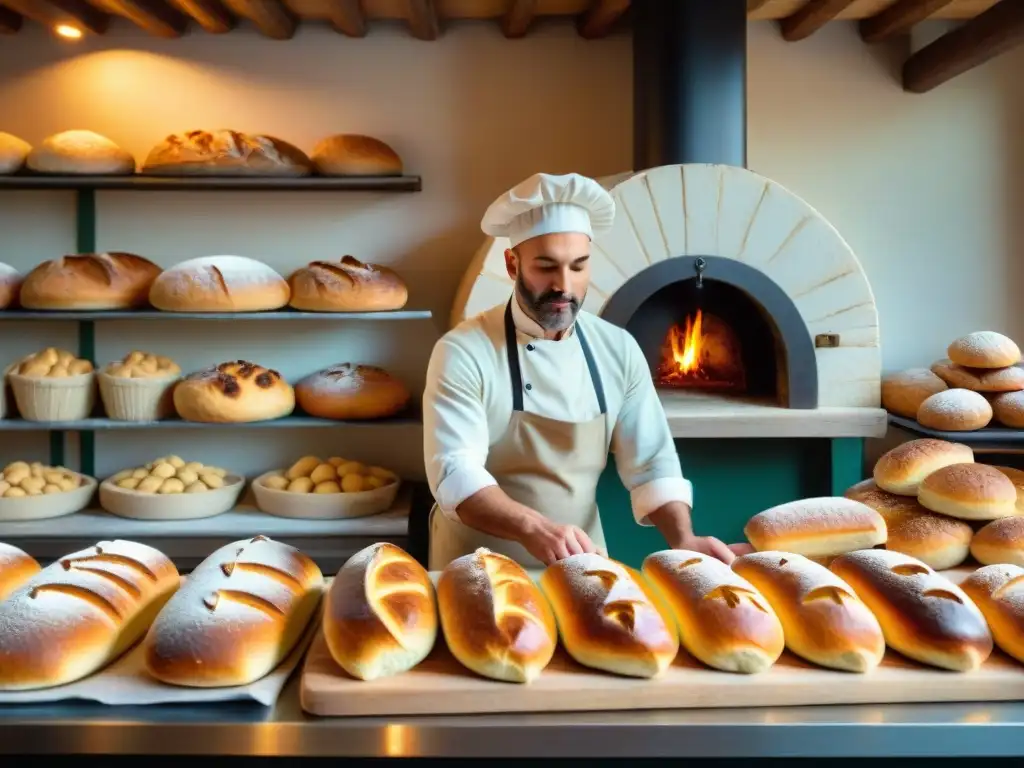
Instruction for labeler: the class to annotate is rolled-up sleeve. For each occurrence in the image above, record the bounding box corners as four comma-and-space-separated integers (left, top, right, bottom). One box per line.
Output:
422, 336, 497, 521
610, 335, 693, 525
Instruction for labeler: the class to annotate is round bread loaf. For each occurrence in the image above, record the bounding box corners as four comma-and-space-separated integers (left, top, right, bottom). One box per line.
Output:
992, 465, 1024, 512
744, 496, 886, 558
288, 256, 408, 312
0, 542, 40, 601
960, 564, 1024, 665
917, 462, 1018, 521
872, 438, 974, 495
0, 132, 31, 174
148, 255, 290, 312
948, 331, 1021, 369
295, 363, 410, 420
991, 392, 1024, 428
970, 517, 1024, 566
930, 358, 1024, 393
916, 388, 992, 431
26, 130, 135, 175
843, 478, 931, 525
141, 129, 312, 176
19, 252, 161, 310
0, 262, 21, 309
885, 512, 972, 570
882, 368, 947, 418
173, 360, 295, 423
311, 134, 402, 176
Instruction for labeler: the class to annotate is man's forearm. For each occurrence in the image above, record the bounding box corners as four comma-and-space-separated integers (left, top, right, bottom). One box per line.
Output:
453, 485, 548, 544
647, 500, 694, 548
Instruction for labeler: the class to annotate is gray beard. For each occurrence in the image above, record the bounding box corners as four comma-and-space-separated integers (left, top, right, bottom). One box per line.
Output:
515, 273, 582, 332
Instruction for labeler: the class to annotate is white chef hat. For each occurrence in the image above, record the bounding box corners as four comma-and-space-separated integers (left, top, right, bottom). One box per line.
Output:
480, 172, 616, 249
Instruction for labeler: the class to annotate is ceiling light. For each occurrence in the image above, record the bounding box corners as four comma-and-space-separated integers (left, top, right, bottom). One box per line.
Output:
55, 24, 83, 39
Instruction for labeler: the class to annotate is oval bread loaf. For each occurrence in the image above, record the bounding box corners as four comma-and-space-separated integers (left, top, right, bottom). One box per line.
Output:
960, 564, 1024, 665
142, 129, 312, 176
437, 547, 557, 683
873, 438, 974, 495
19, 252, 162, 311
743, 496, 886, 558
295, 363, 410, 420
148, 255, 290, 312
174, 360, 295, 423
642, 549, 784, 674
0, 542, 40, 601
310, 134, 402, 176
970, 517, 1024, 566
26, 130, 135, 175
287, 256, 408, 312
145, 535, 323, 687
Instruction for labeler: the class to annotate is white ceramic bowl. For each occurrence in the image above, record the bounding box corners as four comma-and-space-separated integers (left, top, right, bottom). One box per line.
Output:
99, 473, 245, 520
0, 474, 97, 521
252, 470, 400, 520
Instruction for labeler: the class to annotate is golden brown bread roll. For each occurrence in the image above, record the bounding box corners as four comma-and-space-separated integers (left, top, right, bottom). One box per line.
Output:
0, 263, 21, 309
642, 549, 784, 674
882, 368, 947, 418
970, 517, 1024, 566
19, 252, 161, 311
311, 134, 403, 176
0, 132, 30, 174
287, 256, 408, 312
991, 392, 1024, 428
843, 478, 930, 525
539, 553, 678, 679
141, 129, 312, 176
931, 359, 1024, 393
437, 548, 557, 683
991, 465, 1024, 512
145, 535, 323, 687
917, 462, 1017, 521
960, 564, 1024, 664
295, 363, 410, 420
148, 255, 290, 313
743, 496, 886, 558
830, 549, 992, 672
873, 438, 974, 495
324, 542, 438, 681
948, 331, 1021, 369
916, 388, 992, 431
0, 540, 179, 690
174, 360, 295, 423
885, 512, 972, 570
0, 542, 40, 601
731, 551, 885, 673
26, 130, 135, 175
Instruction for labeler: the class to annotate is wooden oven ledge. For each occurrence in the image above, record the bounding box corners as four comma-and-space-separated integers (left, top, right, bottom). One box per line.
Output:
659, 391, 887, 439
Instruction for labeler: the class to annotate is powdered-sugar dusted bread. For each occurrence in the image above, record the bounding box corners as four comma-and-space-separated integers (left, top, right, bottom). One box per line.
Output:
885, 512, 972, 570
27, 130, 135, 175
145, 535, 322, 687
948, 331, 1021, 369
931, 359, 1024, 393
0, 262, 21, 309
20, 252, 162, 310
743, 497, 886, 558
295, 363, 410, 420
970, 517, 1024, 566
288, 256, 408, 312
539, 553, 678, 679
991, 392, 1024, 428
873, 438, 974, 495
960, 564, 1024, 664
917, 388, 992, 431
844, 478, 931, 525
643, 550, 784, 674
917, 463, 1017, 521
0, 540, 179, 690
831, 549, 992, 672
148, 256, 290, 312
0, 132, 30, 174
174, 360, 295, 423
142, 129, 312, 177
882, 368, 947, 418
324, 543, 438, 681
0, 542, 39, 600
732, 551, 885, 672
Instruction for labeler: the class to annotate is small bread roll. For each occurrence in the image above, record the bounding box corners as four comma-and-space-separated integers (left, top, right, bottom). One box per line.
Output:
314, 480, 341, 494
873, 438, 974, 495
991, 391, 1024, 428
743, 497, 886, 558
991, 465, 1024, 512
843, 478, 931, 525
948, 331, 1022, 369
885, 513, 972, 570
917, 389, 992, 431
287, 477, 314, 494
970, 517, 1024, 566
830, 549, 993, 672
309, 463, 336, 485
731, 551, 885, 673
263, 475, 288, 491
931, 359, 1024, 393
917, 463, 1018, 521
642, 550, 784, 674
882, 368, 948, 418
287, 456, 320, 480
960, 564, 1024, 664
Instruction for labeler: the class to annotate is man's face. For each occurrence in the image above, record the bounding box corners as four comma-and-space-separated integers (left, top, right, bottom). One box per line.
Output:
505, 232, 591, 334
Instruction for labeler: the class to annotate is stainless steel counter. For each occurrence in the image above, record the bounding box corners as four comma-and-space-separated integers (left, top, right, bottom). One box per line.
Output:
1, 675, 1023, 758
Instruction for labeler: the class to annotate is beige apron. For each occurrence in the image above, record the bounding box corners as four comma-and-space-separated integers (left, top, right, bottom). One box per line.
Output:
428, 300, 610, 570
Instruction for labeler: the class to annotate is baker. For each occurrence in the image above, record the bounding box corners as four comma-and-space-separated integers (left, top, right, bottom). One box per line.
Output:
423, 171, 748, 570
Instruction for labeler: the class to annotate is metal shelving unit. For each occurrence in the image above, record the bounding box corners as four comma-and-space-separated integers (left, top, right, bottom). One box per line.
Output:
0, 174, 422, 192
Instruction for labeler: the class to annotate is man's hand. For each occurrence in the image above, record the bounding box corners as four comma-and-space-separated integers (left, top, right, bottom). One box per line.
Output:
673, 535, 752, 565
518, 518, 601, 566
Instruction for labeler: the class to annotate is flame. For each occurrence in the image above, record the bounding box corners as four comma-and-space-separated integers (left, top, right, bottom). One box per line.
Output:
657, 309, 746, 391
669, 310, 704, 374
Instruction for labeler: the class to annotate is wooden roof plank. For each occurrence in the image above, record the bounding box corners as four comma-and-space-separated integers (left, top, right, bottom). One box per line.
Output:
405, 0, 440, 40
903, 0, 1024, 92
166, 0, 235, 32
501, 0, 536, 38
860, 0, 956, 43
0, 6, 22, 32
324, 0, 366, 36
779, 0, 858, 40
221, 0, 296, 38
577, 0, 629, 39
4, 0, 110, 34
103, 0, 190, 37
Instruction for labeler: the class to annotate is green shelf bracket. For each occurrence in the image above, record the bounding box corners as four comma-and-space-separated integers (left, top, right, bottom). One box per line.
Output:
74, 189, 97, 476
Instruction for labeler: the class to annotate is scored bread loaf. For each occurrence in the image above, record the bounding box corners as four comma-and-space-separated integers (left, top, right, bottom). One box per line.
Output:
539, 553, 678, 679
311, 134, 403, 176
743, 496, 886, 558
960, 564, 1024, 665
0, 542, 40, 601
145, 535, 323, 687
873, 438, 974, 495
0, 262, 21, 309
731, 551, 885, 673
142, 129, 312, 176
917, 462, 1018, 521
148, 256, 290, 313
0, 540, 179, 690
437, 547, 557, 683
324, 542, 438, 681
26, 130, 135, 175
970, 517, 1024, 566
295, 363, 410, 420
19, 252, 162, 310
642, 549, 784, 674
881, 368, 947, 418
830, 549, 992, 672
174, 360, 295, 423
287, 256, 408, 312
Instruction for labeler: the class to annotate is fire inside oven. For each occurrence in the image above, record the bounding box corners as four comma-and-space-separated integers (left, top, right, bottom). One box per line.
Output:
657, 308, 747, 391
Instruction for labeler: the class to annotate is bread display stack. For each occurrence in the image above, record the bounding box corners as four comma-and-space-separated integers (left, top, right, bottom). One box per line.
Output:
26, 130, 135, 175
5, 347, 96, 421
287, 256, 408, 312
0, 542, 39, 600
148, 256, 290, 313
173, 360, 295, 423
97, 350, 181, 421
295, 363, 410, 420
18, 253, 162, 311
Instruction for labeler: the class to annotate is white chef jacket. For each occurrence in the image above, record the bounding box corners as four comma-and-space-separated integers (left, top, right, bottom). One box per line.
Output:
422, 296, 694, 525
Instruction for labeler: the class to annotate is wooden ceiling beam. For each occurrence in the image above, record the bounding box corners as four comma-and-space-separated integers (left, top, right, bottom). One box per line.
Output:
577, 0, 629, 40
502, 0, 536, 39
0, 6, 22, 33
860, 0, 955, 43
103, 0, 190, 37
221, 0, 295, 39
904, 0, 1024, 93
3, 0, 109, 34
779, 0, 857, 41
324, 0, 365, 37
405, 0, 438, 40
166, 0, 234, 33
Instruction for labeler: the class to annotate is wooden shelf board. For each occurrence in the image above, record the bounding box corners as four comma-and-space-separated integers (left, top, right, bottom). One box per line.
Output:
0, 414, 422, 430
0, 309, 433, 321
0, 174, 422, 192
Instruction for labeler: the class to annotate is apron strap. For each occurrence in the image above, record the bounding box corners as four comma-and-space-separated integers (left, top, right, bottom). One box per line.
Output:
575, 320, 608, 416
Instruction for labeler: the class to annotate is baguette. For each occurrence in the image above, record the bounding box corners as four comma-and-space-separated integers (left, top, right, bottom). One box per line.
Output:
0, 540, 179, 690
539, 553, 678, 679
960, 564, 1024, 665
437, 547, 557, 683
743, 496, 886, 558
324, 542, 438, 681
830, 549, 992, 672
144, 535, 323, 687
731, 551, 885, 673
0, 542, 40, 601
642, 549, 784, 674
